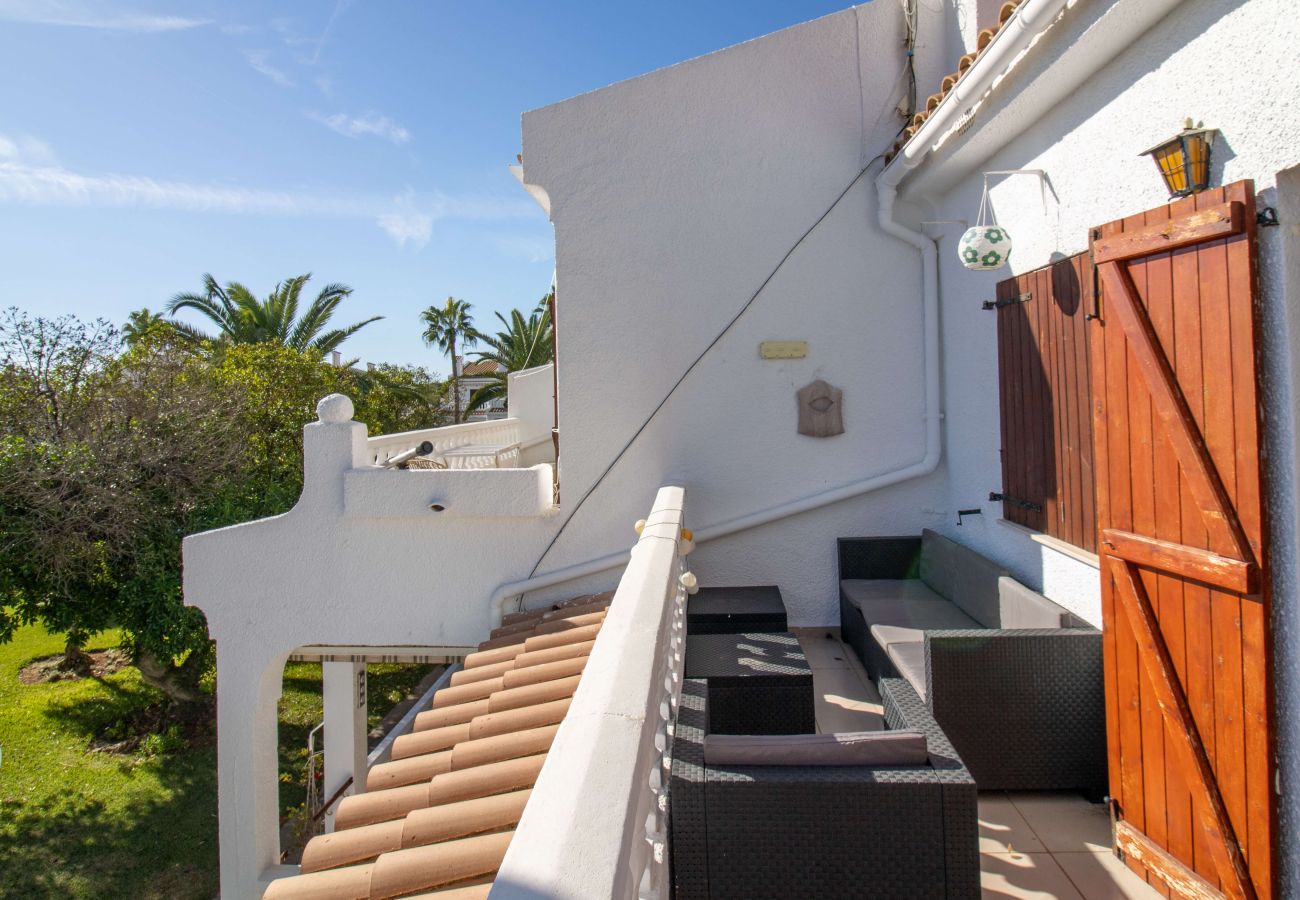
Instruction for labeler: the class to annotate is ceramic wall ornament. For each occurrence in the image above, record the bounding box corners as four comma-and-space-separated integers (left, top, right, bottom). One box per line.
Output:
797, 379, 844, 437
959, 178, 1012, 271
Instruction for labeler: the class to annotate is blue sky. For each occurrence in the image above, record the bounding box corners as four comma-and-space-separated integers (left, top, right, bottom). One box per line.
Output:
0, 0, 849, 371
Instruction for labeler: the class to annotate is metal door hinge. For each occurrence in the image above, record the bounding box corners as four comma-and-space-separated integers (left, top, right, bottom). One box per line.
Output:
989, 491, 1043, 513
982, 291, 1031, 311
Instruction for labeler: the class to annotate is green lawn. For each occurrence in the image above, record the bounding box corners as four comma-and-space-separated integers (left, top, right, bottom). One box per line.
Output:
0, 625, 218, 900
0, 625, 436, 899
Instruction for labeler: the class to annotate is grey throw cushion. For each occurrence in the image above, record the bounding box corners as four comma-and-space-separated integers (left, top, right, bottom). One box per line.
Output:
703, 730, 928, 767
919, 529, 1007, 627
997, 576, 1072, 629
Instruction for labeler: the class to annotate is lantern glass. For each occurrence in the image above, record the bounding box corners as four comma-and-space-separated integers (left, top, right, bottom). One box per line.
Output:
1142, 124, 1216, 198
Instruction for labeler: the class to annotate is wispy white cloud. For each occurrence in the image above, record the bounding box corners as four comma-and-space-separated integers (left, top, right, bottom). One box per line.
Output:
0, 133, 58, 167
244, 49, 294, 87
309, 111, 410, 144
312, 0, 356, 64
0, 134, 539, 250
0, 0, 208, 31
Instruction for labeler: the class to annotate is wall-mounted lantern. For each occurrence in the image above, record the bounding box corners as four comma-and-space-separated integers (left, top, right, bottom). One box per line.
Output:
1141, 119, 1217, 198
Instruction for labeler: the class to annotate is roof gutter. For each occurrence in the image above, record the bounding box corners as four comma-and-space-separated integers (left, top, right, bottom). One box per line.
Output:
879, 0, 1072, 187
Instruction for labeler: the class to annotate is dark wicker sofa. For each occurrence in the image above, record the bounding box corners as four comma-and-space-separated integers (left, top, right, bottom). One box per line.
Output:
670, 677, 978, 899
837, 531, 1105, 796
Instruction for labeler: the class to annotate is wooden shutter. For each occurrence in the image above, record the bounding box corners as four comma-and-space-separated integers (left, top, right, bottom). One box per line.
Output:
995, 253, 1097, 553
1090, 180, 1274, 899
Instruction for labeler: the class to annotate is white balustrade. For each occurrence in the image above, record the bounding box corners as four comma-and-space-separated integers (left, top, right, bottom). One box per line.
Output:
366, 418, 523, 467
491, 485, 688, 900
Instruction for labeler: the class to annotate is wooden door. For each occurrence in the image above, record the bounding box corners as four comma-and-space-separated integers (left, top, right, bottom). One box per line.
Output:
1090, 180, 1274, 899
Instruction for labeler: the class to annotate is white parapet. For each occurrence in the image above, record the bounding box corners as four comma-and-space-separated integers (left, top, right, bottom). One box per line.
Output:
492, 484, 687, 900
183, 394, 562, 899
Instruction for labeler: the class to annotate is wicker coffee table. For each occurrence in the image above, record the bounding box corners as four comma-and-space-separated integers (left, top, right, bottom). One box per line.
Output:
686, 585, 788, 634
683, 631, 814, 734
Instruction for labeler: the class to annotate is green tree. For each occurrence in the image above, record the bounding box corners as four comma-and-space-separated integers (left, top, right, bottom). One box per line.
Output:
419, 297, 478, 423
167, 273, 381, 358
122, 307, 176, 348
464, 300, 554, 416
0, 309, 444, 705
0, 309, 244, 699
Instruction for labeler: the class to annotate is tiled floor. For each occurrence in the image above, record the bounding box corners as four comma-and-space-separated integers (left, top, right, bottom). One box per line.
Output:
791, 629, 1160, 900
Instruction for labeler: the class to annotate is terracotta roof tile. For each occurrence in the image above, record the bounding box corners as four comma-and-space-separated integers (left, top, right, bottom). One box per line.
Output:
884, 0, 1022, 164
459, 360, 502, 377
264, 593, 609, 898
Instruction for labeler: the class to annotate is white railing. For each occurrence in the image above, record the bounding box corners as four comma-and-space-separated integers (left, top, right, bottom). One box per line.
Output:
366, 418, 522, 466
492, 485, 688, 900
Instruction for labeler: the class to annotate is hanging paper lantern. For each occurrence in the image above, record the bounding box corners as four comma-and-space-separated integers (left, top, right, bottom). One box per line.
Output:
958, 176, 1012, 271
958, 225, 1013, 271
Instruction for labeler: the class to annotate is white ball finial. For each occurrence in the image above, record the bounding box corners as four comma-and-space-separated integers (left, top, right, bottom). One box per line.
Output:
634, 519, 647, 536
679, 571, 698, 592
317, 393, 354, 423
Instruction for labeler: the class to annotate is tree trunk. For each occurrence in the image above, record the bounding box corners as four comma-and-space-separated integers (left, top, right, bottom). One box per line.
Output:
134, 648, 208, 706
59, 631, 92, 675
450, 336, 461, 424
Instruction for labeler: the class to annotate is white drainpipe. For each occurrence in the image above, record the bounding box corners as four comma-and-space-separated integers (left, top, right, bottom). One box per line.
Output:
490, 0, 1085, 625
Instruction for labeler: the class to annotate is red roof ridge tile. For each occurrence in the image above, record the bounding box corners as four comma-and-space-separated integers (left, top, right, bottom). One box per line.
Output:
885, 0, 1023, 164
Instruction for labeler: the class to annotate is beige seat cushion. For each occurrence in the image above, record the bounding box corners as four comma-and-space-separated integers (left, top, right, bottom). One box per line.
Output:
703, 730, 928, 767
885, 640, 928, 701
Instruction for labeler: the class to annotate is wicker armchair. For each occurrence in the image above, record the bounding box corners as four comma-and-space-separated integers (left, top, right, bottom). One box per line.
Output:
670, 677, 978, 899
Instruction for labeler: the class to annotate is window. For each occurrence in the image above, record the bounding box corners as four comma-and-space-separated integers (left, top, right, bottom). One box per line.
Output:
994, 252, 1098, 553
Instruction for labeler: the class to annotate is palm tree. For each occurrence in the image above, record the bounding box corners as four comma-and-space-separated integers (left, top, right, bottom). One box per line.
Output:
464, 303, 554, 416
121, 307, 171, 347
166, 273, 381, 358
420, 297, 479, 423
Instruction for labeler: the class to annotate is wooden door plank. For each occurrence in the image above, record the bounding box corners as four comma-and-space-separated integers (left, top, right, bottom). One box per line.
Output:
1101, 215, 1148, 848
1116, 820, 1229, 900
1056, 257, 1081, 549
1089, 239, 1124, 825
1123, 203, 1168, 862
1029, 269, 1050, 533
1110, 557, 1256, 900
1222, 182, 1272, 898
1100, 529, 1256, 593
1041, 262, 1064, 536
1093, 202, 1245, 264
1192, 188, 1252, 892
1095, 261, 1253, 564
1076, 253, 1097, 554
1159, 187, 1219, 887
1142, 197, 1194, 885
996, 276, 1017, 527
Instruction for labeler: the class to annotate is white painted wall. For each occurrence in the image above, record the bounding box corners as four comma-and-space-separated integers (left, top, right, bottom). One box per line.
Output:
507, 363, 556, 465
520, 3, 956, 626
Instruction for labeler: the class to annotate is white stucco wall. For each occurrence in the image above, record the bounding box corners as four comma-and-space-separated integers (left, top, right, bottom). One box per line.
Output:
520, 3, 962, 626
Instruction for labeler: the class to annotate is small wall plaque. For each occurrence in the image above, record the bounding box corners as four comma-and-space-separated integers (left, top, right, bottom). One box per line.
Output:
797, 379, 844, 437
760, 340, 807, 359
